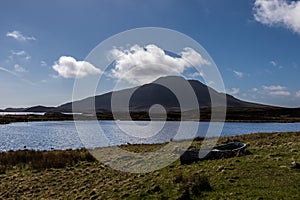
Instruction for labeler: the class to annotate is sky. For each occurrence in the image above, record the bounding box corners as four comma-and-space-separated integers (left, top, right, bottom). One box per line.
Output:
0, 0, 300, 109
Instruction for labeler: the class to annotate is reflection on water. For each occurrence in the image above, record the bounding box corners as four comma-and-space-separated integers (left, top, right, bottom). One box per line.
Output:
0, 120, 300, 151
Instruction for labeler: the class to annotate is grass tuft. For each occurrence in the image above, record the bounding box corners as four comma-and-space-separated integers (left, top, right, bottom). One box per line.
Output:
175, 172, 212, 198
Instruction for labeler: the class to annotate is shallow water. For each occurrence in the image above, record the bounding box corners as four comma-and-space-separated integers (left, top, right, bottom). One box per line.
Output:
0, 120, 300, 151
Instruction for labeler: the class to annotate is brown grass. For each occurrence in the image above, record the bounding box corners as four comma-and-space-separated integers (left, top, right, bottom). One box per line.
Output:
0, 149, 96, 171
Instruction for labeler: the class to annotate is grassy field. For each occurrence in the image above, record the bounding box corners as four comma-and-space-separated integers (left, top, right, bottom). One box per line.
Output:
0, 132, 299, 199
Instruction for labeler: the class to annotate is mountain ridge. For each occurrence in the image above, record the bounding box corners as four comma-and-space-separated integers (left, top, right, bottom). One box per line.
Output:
1, 76, 300, 122
0, 76, 285, 113
56, 76, 269, 113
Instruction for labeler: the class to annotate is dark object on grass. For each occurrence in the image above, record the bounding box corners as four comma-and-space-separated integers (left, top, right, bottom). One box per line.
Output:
180, 142, 247, 165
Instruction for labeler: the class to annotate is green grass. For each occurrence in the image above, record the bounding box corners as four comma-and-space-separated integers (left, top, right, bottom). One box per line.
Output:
0, 132, 299, 199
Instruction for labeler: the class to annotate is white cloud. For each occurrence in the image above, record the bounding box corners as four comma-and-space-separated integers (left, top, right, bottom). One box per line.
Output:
11, 50, 26, 56
6, 31, 36, 41
40, 61, 47, 67
0, 66, 33, 85
10, 50, 31, 60
109, 44, 210, 84
0, 66, 18, 76
189, 71, 204, 78
251, 87, 258, 92
270, 60, 277, 66
296, 90, 300, 97
269, 90, 291, 96
14, 64, 26, 73
269, 60, 283, 69
233, 70, 244, 78
253, 0, 300, 35
227, 88, 240, 95
262, 85, 291, 96
52, 56, 102, 78
262, 85, 286, 91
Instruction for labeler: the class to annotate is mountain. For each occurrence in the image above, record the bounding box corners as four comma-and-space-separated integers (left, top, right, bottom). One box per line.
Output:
2, 76, 300, 122
3, 106, 55, 113
24, 106, 56, 112
4, 107, 26, 112
56, 76, 266, 113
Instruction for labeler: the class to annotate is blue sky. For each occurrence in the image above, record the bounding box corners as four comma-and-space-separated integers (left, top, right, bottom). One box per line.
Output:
0, 0, 300, 109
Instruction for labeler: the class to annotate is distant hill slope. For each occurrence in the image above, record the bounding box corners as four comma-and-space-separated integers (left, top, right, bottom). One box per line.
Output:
56, 76, 267, 113
25, 106, 56, 112
3, 108, 26, 112
2, 76, 300, 122
3, 106, 55, 113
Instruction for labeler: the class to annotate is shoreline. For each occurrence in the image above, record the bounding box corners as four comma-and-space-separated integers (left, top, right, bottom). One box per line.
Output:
1, 106, 300, 124
1, 131, 299, 156
1, 129, 300, 153
1, 114, 300, 124
0, 130, 299, 153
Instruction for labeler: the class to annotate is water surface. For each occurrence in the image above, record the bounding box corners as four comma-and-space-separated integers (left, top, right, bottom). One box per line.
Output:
0, 121, 300, 151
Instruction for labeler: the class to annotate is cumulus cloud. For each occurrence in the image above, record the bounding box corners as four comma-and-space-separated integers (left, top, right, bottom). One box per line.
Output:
233, 70, 244, 78
52, 56, 102, 78
253, 0, 300, 34
6, 31, 36, 41
109, 44, 210, 84
296, 90, 300, 97
227, 88, 240, 95
262, 85, 291, 96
